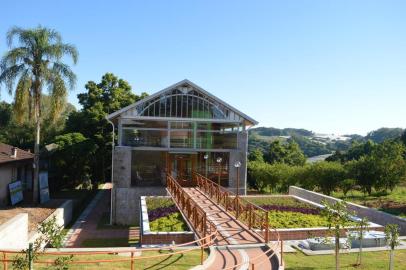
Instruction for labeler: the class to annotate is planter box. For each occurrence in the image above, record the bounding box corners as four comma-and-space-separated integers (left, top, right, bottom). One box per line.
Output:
140, 196, 195, 246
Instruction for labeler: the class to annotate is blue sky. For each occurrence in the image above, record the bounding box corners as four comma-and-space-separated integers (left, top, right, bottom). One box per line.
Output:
1, 0, 405, 135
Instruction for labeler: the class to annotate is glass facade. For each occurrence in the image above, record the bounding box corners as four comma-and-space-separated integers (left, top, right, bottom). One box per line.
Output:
121, 120, 240, 150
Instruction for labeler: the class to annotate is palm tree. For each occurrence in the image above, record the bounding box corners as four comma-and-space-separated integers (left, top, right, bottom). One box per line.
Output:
0, 26, 78, 202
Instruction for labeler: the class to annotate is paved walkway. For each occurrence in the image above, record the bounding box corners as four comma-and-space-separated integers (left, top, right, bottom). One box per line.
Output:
184, 188, 279, 270
64, 184, 139, 247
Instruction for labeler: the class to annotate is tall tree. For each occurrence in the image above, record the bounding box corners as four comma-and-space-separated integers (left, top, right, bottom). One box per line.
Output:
66, 73, 147, 183
0, 26, 78, 202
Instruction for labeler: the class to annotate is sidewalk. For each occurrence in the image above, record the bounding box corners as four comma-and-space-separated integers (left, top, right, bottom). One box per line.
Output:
64, 184, 139, 247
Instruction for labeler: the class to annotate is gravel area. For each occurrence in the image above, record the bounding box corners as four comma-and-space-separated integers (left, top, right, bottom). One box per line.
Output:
0, 199, 65, 233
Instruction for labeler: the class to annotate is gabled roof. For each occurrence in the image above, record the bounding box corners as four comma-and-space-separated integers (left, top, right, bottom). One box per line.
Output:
106, 79, 258, 125
0, 143, 34, 165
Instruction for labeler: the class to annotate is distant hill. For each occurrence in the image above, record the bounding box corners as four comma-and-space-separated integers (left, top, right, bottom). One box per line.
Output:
249, 127, 405, 158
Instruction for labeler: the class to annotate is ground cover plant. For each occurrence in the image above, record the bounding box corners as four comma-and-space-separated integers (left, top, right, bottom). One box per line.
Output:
146, 197, 189, 232
245, 196, 355, 229
332, 185, 406, 218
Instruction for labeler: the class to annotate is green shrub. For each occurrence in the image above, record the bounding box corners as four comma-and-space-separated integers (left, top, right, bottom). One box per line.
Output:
149, 213, 189, 232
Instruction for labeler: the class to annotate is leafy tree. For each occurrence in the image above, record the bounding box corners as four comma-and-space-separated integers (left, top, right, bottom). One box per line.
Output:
401, 130, 406, 147
371, 141, 406, 192
51, 133, 97, 189
320, 200, 352, 270
346, 157, 377, 195
0, 26, 78, 202
0, 101, 12, 127
339, 178, 356, 196
385, 224, 400, 270
264, 140, 305, 166
309, 161, 345, 195
65, 73, 147, 183
248, 148, 264, 162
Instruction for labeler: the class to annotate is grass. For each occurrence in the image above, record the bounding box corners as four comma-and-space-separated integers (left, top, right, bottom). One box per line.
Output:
332, 185, 406, 218
284, 250, 406, 270
146, 197, 175, 211
80, 238, 138, 247
3, 249, 206, 270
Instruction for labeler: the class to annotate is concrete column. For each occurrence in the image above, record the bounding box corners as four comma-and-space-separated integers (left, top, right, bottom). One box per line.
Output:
228, 131, 248, 195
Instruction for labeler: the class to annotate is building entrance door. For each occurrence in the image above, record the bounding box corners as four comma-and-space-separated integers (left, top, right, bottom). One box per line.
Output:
167, 153, 196, 185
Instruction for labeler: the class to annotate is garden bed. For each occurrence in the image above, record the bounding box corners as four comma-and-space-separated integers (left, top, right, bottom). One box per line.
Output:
244, 195, 383, 240
140, 196, 194, 245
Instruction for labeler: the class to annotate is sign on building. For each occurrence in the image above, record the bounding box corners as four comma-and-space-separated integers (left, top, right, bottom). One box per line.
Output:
39, 171, 50, 204
9, 181, 23, 205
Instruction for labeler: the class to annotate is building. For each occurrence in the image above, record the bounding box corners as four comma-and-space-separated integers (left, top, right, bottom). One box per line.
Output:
106, 79, 257, 224
0, 143, 34, 205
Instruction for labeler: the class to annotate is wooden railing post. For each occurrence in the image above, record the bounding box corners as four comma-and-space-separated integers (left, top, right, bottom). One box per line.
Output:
265, 212, 269, 243
248, 204, 252, 229
280, 239, 284, 266
3, 252, 7, 270
131, 251, 134, 270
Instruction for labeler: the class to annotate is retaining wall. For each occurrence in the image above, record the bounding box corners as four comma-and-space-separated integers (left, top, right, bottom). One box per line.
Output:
140, 196, 195, 245
0, 213, 28, 249
289, 186, 406, 235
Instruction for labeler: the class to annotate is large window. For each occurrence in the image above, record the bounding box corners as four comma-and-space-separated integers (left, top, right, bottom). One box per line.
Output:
121, 120, 240, 149
131, 151, 166, 186
133, 88, 244, 122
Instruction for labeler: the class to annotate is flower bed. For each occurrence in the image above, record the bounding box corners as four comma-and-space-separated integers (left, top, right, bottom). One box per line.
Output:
146, 197, 189, 232
141, 196, 194, 246
245, 196, 331, 228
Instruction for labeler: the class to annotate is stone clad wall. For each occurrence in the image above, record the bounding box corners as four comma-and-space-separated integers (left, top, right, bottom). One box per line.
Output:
114, 187, 167, 225
0, 213, 28, 249
228, 131, 248, 195
289, 186, 406, 235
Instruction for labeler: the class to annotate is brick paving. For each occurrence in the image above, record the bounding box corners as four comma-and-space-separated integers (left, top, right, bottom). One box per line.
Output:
64, 184, 139, 247
184, 187, 280, 269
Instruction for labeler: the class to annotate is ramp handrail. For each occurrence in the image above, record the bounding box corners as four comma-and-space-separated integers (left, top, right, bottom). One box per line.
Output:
166, 174, 217, 246
194, 172, 271, 243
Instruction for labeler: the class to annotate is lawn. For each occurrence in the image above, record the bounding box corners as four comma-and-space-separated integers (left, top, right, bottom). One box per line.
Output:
332, 185, 406, 218
2, 249, 206, 270
284, 250, 406, 270
146, 197, 189, 232
245, 196, 333, 228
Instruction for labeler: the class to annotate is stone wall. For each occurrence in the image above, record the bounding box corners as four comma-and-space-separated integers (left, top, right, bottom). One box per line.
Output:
228, 131, 248, 195
0, 213, 28, 249
289, 186, 406, 235
113, 187, 167, 225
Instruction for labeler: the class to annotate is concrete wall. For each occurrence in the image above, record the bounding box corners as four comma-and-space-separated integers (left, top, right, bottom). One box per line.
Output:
289, 186, 406, 235
29, 200, 73, 245
0, 213, 28, 249
228, 131, 248, 195
113, 187, 167, 225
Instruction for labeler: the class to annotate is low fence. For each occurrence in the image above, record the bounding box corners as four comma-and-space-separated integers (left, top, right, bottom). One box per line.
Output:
0, 235, 217, 270
289, 186, 406, 235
